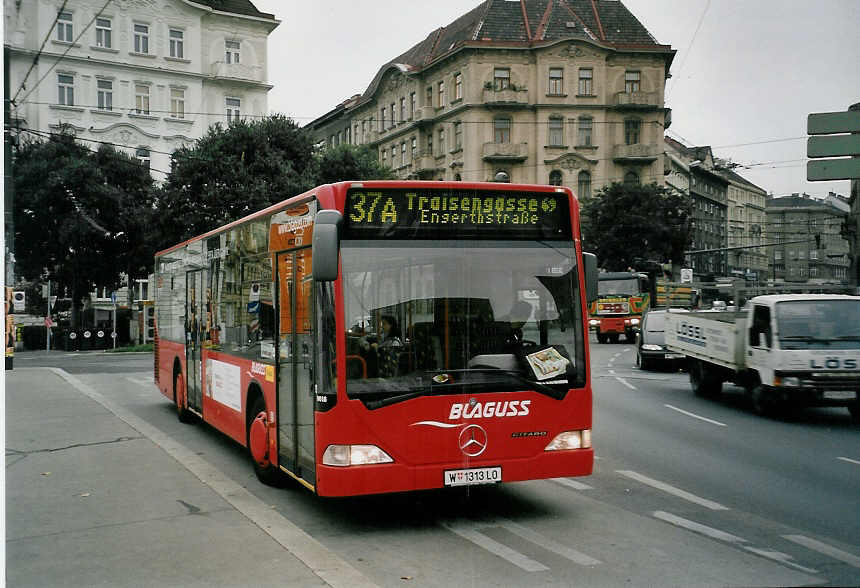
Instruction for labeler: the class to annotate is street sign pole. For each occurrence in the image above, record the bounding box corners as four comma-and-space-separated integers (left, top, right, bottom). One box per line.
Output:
111, 291, 117, 350
46, 280, 50, 352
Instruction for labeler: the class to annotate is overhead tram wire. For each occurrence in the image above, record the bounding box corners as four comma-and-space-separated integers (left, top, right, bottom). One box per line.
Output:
13, 0, 114, 112
665, 0, 711, 101
10, 0, 71, 106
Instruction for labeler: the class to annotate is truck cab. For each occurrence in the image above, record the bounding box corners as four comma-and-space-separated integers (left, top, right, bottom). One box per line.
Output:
589, 272, 650, 343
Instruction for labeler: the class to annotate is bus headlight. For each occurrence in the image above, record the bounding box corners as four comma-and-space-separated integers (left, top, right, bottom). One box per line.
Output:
775, 376, 800, 388
545, 430, 591, 451
322, 444, 394, 466
630, 318, 640, 326
589, 319, 599, 327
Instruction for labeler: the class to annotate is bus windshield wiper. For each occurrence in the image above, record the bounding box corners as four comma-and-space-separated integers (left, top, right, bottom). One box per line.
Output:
439, 368, 567, 400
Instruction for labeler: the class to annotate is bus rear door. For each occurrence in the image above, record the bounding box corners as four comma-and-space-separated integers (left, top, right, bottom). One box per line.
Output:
185, 269, 205, 414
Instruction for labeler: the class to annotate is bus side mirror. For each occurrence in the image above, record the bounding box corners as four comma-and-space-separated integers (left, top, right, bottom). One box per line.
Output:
583, 252, 598, 303
312, 210, 343, 282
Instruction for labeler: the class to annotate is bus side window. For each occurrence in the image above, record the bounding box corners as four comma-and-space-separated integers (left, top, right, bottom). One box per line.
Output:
750, 305, 771, 348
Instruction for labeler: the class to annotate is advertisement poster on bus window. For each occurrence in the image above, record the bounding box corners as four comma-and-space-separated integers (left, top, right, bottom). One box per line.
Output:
270, 202, 315, 252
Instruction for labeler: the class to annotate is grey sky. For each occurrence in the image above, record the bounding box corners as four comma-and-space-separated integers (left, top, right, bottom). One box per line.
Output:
253, 0, 860, 199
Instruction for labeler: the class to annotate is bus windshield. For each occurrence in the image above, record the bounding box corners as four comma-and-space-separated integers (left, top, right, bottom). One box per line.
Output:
598, 278, 641, 296
342, 240, 585, 406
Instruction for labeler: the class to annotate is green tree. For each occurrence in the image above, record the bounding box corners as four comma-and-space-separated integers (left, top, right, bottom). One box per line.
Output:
580, 182, 693, 272
12, 130, 155, 326
313, 144, 395, 185
157, 115, 316, 246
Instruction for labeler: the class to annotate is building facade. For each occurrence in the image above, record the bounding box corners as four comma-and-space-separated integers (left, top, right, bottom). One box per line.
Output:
767, 194, 851, 284
306, 0, 674, 194
4, 0, 278, 180
721, 167, 768, 282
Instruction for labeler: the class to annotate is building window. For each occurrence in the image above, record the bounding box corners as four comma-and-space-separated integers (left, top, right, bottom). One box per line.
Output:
390, 103, 396, 127
624, 171, 640, 186
426, 86, 433, 107
494, 117, 511, 143
494, 68, 510, 90
226, 40, 240, 63
392, 146, 397, 166
578, 116, 593, 146
454, 122, 462, 150
97, 79, 112, 111
625, 71, 641, 93
624, 118, 641, 145
381, 148, 387, 165
226, 97, 241, 122
455, 73, 463, 100
95, 18, 112, 48
400, 97, 406, 122
438, 80, 446, 108
410, 92, 416, 118
379, 108, 385, 132
136, 147, 150, 170
411, 137, 417, 160
401, 141, 407, 163
354, 124, 359, 144
57, 12, 73, 42
427, 132, 433, 154
549, 67, 563, 94
549, 170, 563, 186
578, 68, 593, 95
169, 29, 184, 58
170, 88, 185, 118
57, 74, 74, 106
361, 120, 366, 142
578, 171, 592, 199
548, 117, 564, 146
133, 24, 149, 54
134, 84, 150, 114
438, 128, 445, 154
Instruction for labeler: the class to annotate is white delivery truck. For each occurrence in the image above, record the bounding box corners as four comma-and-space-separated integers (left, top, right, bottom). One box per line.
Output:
665, 294, 860, 420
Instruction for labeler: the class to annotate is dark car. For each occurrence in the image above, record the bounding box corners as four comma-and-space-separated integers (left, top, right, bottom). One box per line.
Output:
635, 309, 688, 370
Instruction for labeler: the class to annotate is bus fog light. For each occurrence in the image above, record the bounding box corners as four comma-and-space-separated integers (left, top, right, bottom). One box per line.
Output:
323, 444, 393, 466
545, 430, 591, 451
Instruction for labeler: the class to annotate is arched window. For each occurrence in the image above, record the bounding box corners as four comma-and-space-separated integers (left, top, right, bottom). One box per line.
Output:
549, 170, 563, 186
577, 171, 591, 198
135, 147, 150, 170
624, 171, 640, 186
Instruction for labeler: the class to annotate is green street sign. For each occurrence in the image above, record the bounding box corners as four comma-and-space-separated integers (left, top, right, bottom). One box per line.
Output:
807, 158, 860, 181
807, 111, 860, 135
807, 134, 860, 158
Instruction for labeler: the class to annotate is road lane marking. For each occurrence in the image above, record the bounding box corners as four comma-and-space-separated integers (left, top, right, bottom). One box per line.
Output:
550, 477, 593, 490
836, 456, 860, 466
653, 511, 746, 543
49, 368, 377, 588
617, 470, 729, 511
497, 518, 602, 566
607, 371, 637, 390
782, 535, 860, 569
742, 546, 819, 575
654, 512, 822, 576
442, 522, 549, 572
664, 404, 727, 427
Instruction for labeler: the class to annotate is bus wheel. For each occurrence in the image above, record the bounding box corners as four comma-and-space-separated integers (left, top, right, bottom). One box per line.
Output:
690, 360, 721, 397
247, 397, 283, 487
848, 402, 859, 424
750, 384, 776, 417
174, 371, 195, 424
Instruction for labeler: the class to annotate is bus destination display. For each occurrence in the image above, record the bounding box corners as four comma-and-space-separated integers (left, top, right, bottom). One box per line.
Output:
345, 189, 571, 239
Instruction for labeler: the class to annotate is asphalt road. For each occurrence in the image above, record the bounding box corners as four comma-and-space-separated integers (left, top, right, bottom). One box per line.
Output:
8, 346, 860, 586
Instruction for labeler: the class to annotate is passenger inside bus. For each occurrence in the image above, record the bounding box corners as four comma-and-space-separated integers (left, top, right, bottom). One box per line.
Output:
359, 315, 403, 377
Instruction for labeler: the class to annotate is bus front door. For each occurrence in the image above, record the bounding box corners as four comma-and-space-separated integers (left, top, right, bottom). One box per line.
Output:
275, 248, 315, 487
185, 269, 205, 414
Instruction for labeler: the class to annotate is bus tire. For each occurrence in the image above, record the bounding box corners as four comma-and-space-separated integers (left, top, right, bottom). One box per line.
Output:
174, 370, 195, 424
247, 396, 284, 487
750, 384, 777, 417
848, 402, 860, 424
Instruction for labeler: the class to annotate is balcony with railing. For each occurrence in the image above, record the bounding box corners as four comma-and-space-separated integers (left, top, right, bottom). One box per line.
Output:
482, 87, 529, 107
482, 142, 528, 162
209, 61, 264, 82
612, 91, 660, 109
612, 143, 659, 163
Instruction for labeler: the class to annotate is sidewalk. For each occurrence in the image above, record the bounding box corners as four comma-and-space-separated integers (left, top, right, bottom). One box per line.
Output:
5, 367, 338, 588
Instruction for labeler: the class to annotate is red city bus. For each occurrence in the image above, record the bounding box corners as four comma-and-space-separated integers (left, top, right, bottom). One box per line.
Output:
154, 181, 598, 497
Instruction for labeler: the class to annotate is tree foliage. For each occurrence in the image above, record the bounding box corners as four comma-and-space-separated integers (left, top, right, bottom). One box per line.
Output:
12, 130, 156, 324
157, 114, 317, 246
313, 144, 395, 185
580, 182, 693, 272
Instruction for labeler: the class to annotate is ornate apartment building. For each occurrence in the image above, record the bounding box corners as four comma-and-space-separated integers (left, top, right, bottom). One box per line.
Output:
722, 168, 767, 282
306, 0, 675, 194
4, 0, 278, 180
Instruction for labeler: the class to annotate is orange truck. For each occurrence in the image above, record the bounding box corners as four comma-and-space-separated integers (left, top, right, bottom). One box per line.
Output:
588, 271, 650, 343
